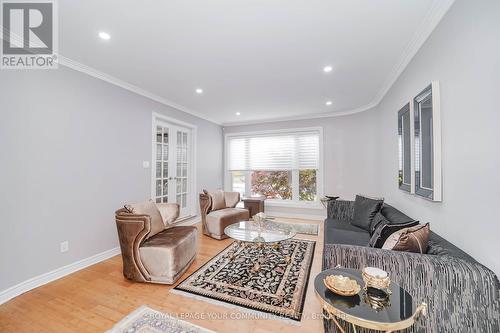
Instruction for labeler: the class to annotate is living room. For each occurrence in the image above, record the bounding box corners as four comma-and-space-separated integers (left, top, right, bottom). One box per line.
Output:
0, 0, 499, 332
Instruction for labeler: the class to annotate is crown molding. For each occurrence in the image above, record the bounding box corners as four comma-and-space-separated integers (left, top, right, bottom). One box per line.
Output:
3, 0, 454, 127
57, 56, 222, 125
369, 0, 455, 107
223, 0, 455, 127
221, 99, 379, 127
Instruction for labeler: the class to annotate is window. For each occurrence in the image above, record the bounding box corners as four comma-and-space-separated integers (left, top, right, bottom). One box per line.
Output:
226, 129, 322, 203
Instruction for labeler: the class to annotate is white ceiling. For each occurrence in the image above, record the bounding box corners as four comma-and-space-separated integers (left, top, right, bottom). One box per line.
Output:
58, 0, 454, 125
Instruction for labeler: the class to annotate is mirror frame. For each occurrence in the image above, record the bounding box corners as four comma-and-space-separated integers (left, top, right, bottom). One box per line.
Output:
413, 81, 442, 201
398, 103, 413, 193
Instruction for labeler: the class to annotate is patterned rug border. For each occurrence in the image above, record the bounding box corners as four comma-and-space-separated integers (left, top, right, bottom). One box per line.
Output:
106, 305, 216, 333
170, 289, 301, 326
173, 240, 316, 322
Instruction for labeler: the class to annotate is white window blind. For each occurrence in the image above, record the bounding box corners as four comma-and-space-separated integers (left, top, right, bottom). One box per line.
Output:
228, 131, 320, 171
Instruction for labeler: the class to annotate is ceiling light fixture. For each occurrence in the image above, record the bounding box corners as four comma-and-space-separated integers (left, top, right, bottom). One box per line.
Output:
323, 65, 333, 73
235, 112, 241, 116
98, 31, 111, 40
325, 100, 333, 106
195, 88, 203, 94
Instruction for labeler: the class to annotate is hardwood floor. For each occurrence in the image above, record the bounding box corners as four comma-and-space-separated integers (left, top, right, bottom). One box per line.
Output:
0, 218, 325, 333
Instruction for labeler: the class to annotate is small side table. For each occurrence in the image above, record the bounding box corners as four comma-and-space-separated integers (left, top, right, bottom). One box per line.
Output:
242, 196, 265, 218
315, 268, 427, 333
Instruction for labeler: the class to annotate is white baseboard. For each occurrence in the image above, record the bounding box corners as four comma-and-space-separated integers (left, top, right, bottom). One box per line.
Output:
0, 247, 121, 305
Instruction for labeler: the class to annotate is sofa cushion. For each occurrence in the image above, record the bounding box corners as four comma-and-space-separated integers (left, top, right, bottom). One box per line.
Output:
382, 223, 430, 253
210, 190, 226, 211
351, 195, 384, 231
325, 218, 367, 233
139, 226, 198, 282
427, 231, 477, 262
324, 226, 371, 246
224, 191, 240, 208
206, 208, 249, 237
124, 200, 164, 239
369, 220, 420, 248
380, 204, 415, 224
156, 203, 179, 227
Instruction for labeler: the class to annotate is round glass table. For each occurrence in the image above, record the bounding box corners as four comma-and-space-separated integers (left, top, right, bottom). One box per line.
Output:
224, 220, 296, 244
315, 268, 427, 333
224, 220, 296, 272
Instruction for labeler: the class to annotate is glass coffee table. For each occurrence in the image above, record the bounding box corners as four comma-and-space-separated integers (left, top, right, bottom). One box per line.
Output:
224, 220, 296, 272
315, 268, 427, 333
224, 220, 296, 244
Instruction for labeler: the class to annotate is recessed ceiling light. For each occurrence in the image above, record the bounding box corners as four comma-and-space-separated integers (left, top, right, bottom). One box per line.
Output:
235, 112, 241, 116
98, 32, 111, 40
325, 100, 333, 106
195, 88, 203, 94
323, 65, 333, 73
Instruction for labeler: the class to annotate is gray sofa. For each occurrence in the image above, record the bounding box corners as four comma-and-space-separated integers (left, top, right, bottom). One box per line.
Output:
323, 199, 500, 332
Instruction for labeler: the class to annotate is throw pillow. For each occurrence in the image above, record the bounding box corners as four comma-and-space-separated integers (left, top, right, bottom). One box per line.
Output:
124, 200, 164, 238
369, 212, 388, 235
380, 204, 415, 224
368, 220, 419, 248
210, 189, 226, 211
156, 203, 180, 228
352, 195, 384, 232
382, 223, 430, 253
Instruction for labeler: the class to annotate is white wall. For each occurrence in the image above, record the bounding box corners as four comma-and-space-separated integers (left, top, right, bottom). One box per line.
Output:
0, 67, 223, 292
376, 0, 500, 275
225, 0, 500, 276
223, 109, 380, 218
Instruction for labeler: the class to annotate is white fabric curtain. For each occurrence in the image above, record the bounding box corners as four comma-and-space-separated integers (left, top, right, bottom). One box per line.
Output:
228, 131, 319, 171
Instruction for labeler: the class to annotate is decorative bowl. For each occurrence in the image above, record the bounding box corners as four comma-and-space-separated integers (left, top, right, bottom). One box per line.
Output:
323, 275, 361, 296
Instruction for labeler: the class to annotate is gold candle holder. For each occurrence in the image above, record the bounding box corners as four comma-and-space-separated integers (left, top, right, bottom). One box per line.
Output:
362, 267, 391, 294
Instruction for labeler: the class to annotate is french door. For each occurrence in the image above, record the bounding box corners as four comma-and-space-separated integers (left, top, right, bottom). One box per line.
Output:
153, 120, 193, 219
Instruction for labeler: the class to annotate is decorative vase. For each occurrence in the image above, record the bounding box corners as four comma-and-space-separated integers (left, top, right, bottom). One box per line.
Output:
253, 212, 267, 231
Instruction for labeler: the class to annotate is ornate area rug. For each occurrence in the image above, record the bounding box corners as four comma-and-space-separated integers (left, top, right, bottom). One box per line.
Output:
174, 239, 315, 321
106, 305, 215, 333
271, 220, 319, 236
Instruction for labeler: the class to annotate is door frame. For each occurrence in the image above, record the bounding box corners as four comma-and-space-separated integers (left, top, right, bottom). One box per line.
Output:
151, 112, 197, 220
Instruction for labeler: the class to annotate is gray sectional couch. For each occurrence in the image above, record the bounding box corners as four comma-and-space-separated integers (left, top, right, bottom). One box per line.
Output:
323, 199, 500, 332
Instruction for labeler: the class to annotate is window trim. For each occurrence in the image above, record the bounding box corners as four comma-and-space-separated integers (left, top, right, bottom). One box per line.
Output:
224, 127, 324, 207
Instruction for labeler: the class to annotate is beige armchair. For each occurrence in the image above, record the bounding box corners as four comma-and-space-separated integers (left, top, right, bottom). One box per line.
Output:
199, 190, 250, 239
115, 201, 198, 284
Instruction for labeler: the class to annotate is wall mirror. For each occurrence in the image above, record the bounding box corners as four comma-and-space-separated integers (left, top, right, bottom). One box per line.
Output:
398, 103, 412, 193
414, 82, 442, 201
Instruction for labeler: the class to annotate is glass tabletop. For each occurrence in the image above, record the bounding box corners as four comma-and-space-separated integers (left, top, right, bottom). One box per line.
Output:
224, 220, 296, 243
315, 268, 417, 326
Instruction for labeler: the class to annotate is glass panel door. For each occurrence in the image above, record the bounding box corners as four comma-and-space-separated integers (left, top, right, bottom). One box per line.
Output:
175, 129, 189, 216
153, 121, 192, 219
155, 126, 169, 203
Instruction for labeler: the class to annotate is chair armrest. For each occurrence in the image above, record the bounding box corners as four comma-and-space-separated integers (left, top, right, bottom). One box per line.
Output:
327, 199, 354, 220
156, 203, 180, 224
115, 209, 152, 282
199, 191, 211, 216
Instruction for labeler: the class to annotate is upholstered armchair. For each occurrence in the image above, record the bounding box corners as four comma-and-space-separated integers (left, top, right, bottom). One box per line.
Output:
115, 201, 198, 284
199, 189, 250, 239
